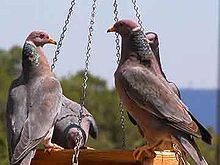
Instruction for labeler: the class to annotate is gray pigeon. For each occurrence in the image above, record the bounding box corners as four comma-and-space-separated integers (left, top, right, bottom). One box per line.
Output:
145, 32, 180, 97
52, 95, 98, 149
127, 32, 181, 127
107, 19, 211, 165
145, 32, 212, 159
6, 31, 63, 165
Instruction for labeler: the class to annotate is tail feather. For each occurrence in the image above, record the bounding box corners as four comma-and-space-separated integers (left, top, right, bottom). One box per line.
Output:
14, 150, 36, 165
88, 118, 98, 139
177, 136, 208, 165
190, 114, 212, 145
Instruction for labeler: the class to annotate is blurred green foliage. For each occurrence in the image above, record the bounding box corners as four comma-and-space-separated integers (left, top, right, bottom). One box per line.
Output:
0, 46, 217, 164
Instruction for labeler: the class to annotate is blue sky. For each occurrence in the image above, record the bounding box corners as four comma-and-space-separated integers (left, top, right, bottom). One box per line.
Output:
0, 0, 218, 89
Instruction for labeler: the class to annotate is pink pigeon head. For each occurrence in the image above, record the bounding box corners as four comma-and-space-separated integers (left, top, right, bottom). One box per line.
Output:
107, 19, 141, 36
145, 32, 159, 48
25, 31, 57, 47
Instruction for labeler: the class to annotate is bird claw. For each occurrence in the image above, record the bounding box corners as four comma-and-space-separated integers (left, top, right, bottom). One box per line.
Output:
85, 146, 95, 150
81, 146, 95, 150
133, 145, 156, 161
44, 143, 64, 153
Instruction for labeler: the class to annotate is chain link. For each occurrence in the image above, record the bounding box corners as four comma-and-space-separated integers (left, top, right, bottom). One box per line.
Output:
173, 144, 186, 165
51, 0, 77, 71
72, 135, 82, 165
113, 0, 126, 150
80, 0, 97, 113
131, 0, 144, 32
113, 0, 121, 64
119, 101, 126, 149
72, 0, 97, 165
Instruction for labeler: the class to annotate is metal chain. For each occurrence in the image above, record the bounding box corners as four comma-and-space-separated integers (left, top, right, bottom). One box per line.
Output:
119, 101, 126, 149
113, 0, 126, 150
131, 0, 144, 32
51, 0, 77, 71
113, 0, 120, 64
80, 0, 97, 114
72, 0, 97, 165
72, 135, 82, 165
173, 144, 186, 165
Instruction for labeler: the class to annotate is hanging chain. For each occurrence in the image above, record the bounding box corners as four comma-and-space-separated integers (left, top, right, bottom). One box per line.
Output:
119, 101, 126, 149
131, 0, 144, 32
72, 135, 82, 165
113, 0, 120, 64
173, 144, 186, 165
113, 0, 126, 150
51, 0, 77, 71
72, 0, 97, 165
80, 0, 97, 112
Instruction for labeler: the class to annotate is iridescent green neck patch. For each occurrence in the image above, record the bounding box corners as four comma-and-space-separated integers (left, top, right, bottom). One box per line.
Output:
23, 42, 40, 66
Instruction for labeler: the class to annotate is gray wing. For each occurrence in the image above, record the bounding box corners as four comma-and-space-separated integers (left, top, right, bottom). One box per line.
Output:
62, 96, 98, 138
53, 95, 97, 148
11, 77, 62, 164
52, 96, 82, 147
6, 77, 28, 161
60, 96, 97, 136
120, 66, 201, 137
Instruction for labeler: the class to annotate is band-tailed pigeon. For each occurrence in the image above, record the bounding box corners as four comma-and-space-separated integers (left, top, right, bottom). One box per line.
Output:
107, 19, 211, 165
145, 32, 180, 97
6, 31, 63, 165
146, 31, 212, 163
52, 95, 98, 149
127, 32, 181, 128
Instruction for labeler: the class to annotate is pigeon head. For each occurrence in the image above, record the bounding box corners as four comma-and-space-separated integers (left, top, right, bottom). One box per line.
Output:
145, 32, 159, 48
25, 31, 57, 47
107, 19, 140, 36
145, 32, 159, 57
66, 128, 85, 148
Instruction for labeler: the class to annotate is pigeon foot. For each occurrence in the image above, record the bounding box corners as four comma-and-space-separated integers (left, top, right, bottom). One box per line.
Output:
133, 145, 156, 161
44, 143, 64, 153
81, 146, 95, 150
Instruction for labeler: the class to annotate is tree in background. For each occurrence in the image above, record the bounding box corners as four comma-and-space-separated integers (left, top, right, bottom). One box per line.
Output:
0, 46, 217, 164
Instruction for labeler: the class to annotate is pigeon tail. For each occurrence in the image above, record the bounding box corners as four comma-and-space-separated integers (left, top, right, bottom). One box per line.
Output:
176, 135, 208, 165
190, 114, 212, 145
13, 150, 36, 165
88, 118, 98, 139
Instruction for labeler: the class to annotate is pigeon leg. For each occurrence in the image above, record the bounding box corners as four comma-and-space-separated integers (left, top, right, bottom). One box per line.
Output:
133, 141, 162, 161
43, 139, 64, 153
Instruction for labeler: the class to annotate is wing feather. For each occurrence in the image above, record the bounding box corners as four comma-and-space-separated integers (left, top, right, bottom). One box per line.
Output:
6, 77, 28, 161
120, 66, 200, 136
11, 77, 62, 164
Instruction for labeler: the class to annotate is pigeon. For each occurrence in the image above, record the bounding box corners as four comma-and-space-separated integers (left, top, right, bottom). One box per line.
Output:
145, 31, 213, 163
107, 19, 211, 165
127, 32, 181, 127
145, 32, 180, 97
146, 31, 213, 156
52, 95, 98, 149
6, 31, 63, 165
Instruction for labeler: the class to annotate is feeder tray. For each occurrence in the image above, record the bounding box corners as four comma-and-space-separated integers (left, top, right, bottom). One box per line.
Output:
31, 149, 178, 165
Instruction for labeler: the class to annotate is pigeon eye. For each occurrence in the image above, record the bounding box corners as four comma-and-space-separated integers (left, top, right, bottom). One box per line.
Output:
119, 22, 124, 27
40, 34, 45, 39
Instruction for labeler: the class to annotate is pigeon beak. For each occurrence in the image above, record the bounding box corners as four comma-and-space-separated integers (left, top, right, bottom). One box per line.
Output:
47, 37, 57, 45
107, 26, 116, 33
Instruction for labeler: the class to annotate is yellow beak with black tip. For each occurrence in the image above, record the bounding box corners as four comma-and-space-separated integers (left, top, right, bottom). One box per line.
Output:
107, 26, 116, 33
47, 37, 57, 45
